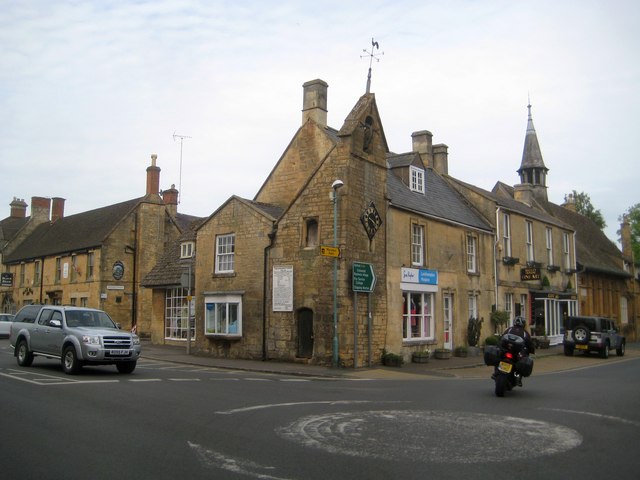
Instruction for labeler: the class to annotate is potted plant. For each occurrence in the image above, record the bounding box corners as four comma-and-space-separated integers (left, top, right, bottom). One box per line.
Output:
467, 316, 484, 356
454, 346, 468, 357
434, 348, 452, 359
533, 325, 550, 349
490, 310, 509, 334
381, 350, 404, 367
411, 348, 431, 363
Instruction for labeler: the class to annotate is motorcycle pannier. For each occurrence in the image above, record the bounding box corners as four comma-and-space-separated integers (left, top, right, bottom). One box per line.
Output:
515, 356, 534, 377
483, 345, 500, 366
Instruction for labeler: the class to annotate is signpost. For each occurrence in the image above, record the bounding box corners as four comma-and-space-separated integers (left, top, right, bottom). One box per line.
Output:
352, 262, 376, 368
352, 262, 376, 293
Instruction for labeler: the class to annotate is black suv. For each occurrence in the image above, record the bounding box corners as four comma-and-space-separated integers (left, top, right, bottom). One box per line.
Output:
563, 316, 625, 358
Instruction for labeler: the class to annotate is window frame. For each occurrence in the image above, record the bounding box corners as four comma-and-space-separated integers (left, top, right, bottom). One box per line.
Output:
402, 291, 434, 341
410, 166, 425, 194
466, 234, 477, 273
563, 232, 571, 269
546, 227, 554, 266
215, 234, 235, 274
525, 221, 534, 262
502, 213, 512, 257
411, 224, 424, 266
204, 294, 243, 337
180, 241, 195, 259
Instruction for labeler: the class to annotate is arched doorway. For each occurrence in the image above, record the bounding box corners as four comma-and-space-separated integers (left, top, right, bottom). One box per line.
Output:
297, 308, 314, 358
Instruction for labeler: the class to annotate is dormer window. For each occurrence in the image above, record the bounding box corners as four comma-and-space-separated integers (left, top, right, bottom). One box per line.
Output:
180, 241, 194, 259
410, 166, 425, 193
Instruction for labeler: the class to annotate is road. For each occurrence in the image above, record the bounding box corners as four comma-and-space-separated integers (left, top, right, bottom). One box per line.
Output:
1, 339, 639, 480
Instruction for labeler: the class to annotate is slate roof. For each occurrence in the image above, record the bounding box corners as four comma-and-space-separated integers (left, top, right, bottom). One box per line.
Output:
0, 215, 29, 248
387, 167, 492, 232
3, 197, 143, 263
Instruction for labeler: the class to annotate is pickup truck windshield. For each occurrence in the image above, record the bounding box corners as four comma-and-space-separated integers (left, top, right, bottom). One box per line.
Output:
66, 310, 117, 329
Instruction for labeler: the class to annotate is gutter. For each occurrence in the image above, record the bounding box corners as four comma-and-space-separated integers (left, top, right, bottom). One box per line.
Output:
262, 225, 277, 361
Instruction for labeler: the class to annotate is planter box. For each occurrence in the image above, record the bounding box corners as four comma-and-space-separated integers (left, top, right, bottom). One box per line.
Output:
412, 353, 430, 364
434, 349, 452, 360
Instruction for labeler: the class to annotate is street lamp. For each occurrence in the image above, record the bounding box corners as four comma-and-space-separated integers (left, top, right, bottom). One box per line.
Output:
331, 179, 344, 368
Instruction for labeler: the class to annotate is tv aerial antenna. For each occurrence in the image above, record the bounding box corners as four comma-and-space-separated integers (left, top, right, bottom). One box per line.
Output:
173, 131, 191, 204
361, 38, 383, 94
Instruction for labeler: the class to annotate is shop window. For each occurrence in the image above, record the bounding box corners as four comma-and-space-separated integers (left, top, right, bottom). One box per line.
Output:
402, 291, 434, 340
205, 294, 242, 336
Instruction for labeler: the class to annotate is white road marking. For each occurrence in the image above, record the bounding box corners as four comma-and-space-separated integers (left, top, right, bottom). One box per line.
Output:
540, 408, 640, 427
277, 410, 583, 464
216, 400, 391, 415
169, 378, 201, 382
188, 441, 294, 480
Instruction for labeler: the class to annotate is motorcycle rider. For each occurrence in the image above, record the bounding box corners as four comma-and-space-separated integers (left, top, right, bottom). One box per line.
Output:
493, 316, 535, 385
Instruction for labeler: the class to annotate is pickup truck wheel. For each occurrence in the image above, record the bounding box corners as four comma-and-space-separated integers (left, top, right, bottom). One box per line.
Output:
616, 342, 625, 357
62, 346, 82, 375
116, 361, 136, 374
563, 345, 574, 356
16, 340, 34, 367
599, 343, 610, 359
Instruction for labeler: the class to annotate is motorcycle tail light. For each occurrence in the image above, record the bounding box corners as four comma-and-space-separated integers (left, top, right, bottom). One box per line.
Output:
505, 352, 514, 360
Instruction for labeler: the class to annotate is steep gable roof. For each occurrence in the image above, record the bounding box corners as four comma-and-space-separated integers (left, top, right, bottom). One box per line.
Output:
0, 216, 29, 248
4, 197, 142, 263
387, 168, 492, 232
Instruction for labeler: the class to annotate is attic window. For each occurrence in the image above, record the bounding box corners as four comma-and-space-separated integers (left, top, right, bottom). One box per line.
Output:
410, 166, 425, 193
180, 241, 194, 259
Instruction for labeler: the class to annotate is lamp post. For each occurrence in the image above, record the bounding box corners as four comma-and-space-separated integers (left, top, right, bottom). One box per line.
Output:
331, 179, 344, 368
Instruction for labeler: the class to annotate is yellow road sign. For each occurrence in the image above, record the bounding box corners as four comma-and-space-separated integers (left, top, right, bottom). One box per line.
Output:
320, 245, 340, 257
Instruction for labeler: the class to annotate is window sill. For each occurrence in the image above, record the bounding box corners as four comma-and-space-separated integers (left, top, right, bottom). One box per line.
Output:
205, 333, 242, 340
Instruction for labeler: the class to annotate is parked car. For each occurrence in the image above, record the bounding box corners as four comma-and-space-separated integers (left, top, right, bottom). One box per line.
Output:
563, 315, 625, 359
0, 313, 15, 338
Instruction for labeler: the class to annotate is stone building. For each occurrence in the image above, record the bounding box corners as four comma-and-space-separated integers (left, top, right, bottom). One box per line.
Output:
0, 155, 195, 332
142, 79, 497, 366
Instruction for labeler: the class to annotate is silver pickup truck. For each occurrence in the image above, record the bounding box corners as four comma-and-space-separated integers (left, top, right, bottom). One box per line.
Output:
9, 305, 141, 374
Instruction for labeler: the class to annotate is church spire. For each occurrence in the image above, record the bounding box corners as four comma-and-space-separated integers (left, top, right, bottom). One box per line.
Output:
517, 100, 549, 202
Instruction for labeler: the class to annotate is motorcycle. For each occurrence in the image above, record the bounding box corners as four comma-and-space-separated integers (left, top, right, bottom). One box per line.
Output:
484, 333, 534, 397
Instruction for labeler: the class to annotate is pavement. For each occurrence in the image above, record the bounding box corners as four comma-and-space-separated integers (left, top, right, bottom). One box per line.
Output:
141, 341, 639, 380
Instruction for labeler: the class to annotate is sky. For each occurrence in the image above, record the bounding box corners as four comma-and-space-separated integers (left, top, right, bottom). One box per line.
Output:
1, 0, 638, 245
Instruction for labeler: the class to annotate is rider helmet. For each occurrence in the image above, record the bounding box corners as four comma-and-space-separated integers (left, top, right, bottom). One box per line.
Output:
514, 316, 526, 327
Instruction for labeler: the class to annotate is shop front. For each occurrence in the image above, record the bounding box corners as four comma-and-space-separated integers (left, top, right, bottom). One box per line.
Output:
531, 290, 578, 345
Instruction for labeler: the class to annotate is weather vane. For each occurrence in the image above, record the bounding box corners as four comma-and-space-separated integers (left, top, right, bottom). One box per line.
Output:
361, 38, 383, 94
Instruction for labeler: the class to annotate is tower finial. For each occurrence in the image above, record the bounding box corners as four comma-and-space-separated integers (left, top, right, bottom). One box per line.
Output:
361, 38, 384, 94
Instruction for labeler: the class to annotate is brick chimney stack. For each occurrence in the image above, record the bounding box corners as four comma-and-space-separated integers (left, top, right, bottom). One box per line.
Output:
162, 184, 179, 216
10, 197, 28, 218
31, 196, 51, 221
51, 197, 66, 222
302, 79, 328, 127
621, 216, 633, 261
146, 154, 161, 196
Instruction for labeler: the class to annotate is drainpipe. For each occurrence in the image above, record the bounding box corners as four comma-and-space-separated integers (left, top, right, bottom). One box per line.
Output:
262, 226, 277, 361
494, 207, 501, 310
38, 256, 45, 304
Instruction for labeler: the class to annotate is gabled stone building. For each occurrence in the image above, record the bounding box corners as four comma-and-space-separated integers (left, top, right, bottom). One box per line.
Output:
143, 79, 496, 366
0, 156, 195, 331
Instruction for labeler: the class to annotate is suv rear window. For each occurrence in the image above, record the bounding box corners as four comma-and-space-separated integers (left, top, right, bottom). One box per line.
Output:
14, 305, 44, 324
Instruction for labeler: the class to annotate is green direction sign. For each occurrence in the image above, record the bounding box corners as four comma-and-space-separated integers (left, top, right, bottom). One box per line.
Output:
352, 262, 376, 293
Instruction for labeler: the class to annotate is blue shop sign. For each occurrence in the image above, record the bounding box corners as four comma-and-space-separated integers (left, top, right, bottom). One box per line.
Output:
401, 267, 438, 285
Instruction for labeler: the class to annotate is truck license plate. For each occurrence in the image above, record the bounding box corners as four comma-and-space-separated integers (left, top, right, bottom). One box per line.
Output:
498, 361, 512, 373
576, 344, 588, 350
109, 349, 130, 356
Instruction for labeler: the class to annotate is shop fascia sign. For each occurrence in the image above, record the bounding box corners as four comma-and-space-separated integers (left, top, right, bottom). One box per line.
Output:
401, 267, 438, 285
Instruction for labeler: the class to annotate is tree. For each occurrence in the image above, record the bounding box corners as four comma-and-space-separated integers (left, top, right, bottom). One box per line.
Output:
565, 190, 606, 230
619, 203, 640, 261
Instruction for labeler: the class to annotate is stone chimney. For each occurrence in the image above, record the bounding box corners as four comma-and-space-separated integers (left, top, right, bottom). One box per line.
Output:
514, 184, 534, 206
302, 79, 328, 127
31, 196, 51, 221
162, 184, 179, 216
432, 144, 449, 175
51, 197, 66, 222
146, 154, 161, 196
621, 216, 633, 260
10, 197, 28, 218
411, 130, 433, 168
562, 193, 576, 212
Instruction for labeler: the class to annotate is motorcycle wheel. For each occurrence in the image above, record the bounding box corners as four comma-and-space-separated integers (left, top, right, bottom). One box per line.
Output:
495, 374, 507, 397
